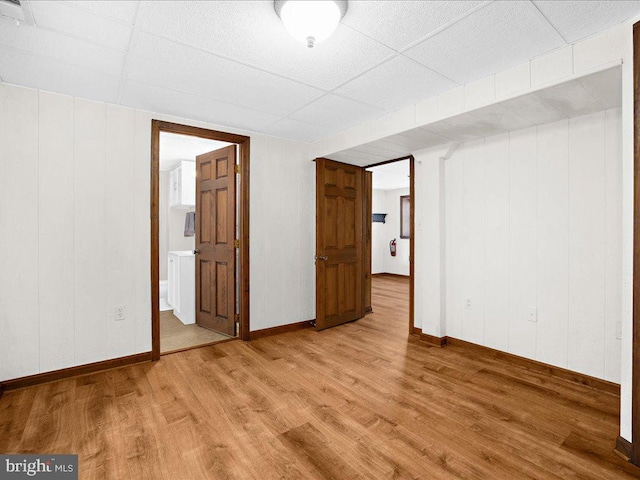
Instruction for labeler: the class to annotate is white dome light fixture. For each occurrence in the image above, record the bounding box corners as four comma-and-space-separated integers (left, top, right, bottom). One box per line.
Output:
274, 0, 348, 48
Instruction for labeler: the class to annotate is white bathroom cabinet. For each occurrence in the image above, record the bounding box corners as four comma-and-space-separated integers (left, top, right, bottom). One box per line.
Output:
169, 160, 196, 208
167, 250, 195, 325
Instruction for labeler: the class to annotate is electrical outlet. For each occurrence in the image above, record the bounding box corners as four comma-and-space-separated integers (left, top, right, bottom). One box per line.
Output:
115, 305, 126, 321
526, 306, 537, 323
465, 298, 472, 310
616, 321, 622, 340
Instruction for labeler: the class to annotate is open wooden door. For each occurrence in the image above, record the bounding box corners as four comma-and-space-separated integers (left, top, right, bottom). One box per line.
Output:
195, 145, 236, 336
315, 158, 365, 330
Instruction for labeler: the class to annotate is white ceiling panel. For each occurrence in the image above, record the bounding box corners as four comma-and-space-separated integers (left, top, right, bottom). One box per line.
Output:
260, 118, 337, 143
120, 80, 281, 132
329, 148, 389, 167
533, 1, 640, 43
468, 103, 535, 132
383, 130, 451, 152
578, 65, 623, 110
405, 1, 565, 84
29, 1, 132, 51
135, 0, 395, 90
343, 0, 487, 51
0, 16, 125, 76
288, 94, 385, 131
334, 56, 457, 111
533, 80, 605, 118
0, 46, 121, 103
63, 1, 139, 25
126, 32, 325, 117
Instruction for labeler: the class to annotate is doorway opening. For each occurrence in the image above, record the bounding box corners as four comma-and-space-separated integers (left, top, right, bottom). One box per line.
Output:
314, 155, 414, 334
151, 121, 250, 360
365, 157, 415, 334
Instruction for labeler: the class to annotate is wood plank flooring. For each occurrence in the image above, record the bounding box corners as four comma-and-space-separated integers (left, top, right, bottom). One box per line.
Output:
161, 311, 232, 354
0, 276, 637, 479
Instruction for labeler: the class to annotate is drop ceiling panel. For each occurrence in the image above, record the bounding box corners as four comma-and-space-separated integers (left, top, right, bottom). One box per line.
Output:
0, 46, 121, 103
126, 32, 325, 117
327, 66, 622, 167
29, 1, 133, 51
342, 0, 487, 51
421, 114, 503, 143
330, 148, 390, 167
120, 80, 281, 132
260, 118, 337, 143
469, 103, 535, 132
533, 1, 640, 43
404, 1, 565, 84
63, 0, 139, 25
334, 56, 457, 111
534, 81, 604, 118
0, 17, 125, 76
288, 94, 385, 131
135, 0, 395, 90
578, 66, 623, 110
352, 140, 407, 158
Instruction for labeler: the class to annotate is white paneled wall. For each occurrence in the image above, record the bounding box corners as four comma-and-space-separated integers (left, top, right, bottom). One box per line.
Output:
371, 188, 410, 276
0, 83, 314, 381
0, 83, 39, 380
440, 108, 622, 383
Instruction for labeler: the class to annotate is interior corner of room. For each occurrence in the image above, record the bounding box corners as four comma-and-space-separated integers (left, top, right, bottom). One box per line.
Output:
2, 0, 640, 476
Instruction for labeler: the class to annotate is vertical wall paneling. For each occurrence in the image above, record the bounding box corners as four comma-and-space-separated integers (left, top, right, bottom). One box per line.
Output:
73, 98, 107, 365
536, 120, 570, 368
0, 85, 40, 381
461, 139, 485, 344
133, 110, 152, 353
38, 91, 75, 371
106, 105, 136, 358
483, 133, 510, 351
508, 127, 538, 359
568, 112, 607, 378
605, 107, 622, 383
446, 147, 465, 339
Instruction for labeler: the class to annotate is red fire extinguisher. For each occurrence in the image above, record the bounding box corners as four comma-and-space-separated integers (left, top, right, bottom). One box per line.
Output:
389, 239, 397, 257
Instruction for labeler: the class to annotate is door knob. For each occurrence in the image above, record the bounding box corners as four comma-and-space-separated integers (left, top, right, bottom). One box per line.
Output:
193, 249, 201, 254
315, 255, 328, 261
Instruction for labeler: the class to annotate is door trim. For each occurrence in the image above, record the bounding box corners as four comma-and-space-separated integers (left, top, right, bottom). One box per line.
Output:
151, 120, 250, 361
632, 19, 640, 467
363, 155, 415, 335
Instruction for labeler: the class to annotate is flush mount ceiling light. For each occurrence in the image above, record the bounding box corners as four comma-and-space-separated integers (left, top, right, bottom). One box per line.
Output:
274, 0, 347, 48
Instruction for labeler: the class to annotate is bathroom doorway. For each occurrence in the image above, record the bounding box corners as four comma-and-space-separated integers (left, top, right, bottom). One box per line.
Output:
151, 121, 250, 359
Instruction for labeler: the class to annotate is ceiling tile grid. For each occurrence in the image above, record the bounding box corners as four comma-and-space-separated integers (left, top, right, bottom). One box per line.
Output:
0, 0, 638, 143
342, 0, 488, 51
124, 31, 326, 117
333, 55, 458, 111
533, 0, 640, 43
29, 1, 133, 51
404, 1, 566, 84
0, 16, 125, 76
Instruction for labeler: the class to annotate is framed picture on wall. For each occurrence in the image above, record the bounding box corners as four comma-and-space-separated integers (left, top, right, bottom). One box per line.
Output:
400, 195, 410, 239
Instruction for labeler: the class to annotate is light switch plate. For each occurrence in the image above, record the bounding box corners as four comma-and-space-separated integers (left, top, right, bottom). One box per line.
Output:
527, 306, 537, 323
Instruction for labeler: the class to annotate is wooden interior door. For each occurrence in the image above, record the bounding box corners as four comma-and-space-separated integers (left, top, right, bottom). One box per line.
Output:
195, 145, 236, 336
316, 158, 365, 330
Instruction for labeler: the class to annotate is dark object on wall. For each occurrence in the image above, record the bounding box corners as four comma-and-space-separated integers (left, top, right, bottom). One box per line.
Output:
184, 211, 195, 236
372, 213, 387, 223
400, 195, 410, 239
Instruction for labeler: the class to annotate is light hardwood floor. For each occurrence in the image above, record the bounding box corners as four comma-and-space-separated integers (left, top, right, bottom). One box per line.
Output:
160, 311, 232, 354
0, 276, 636, 479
